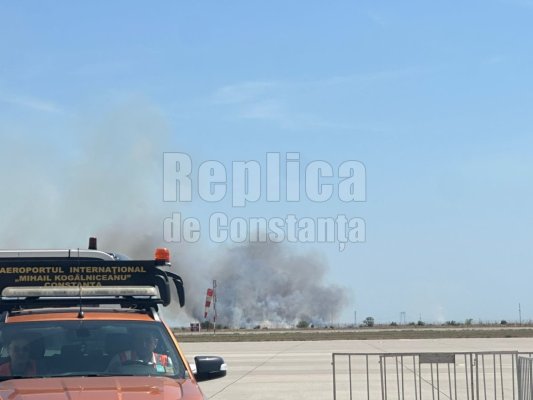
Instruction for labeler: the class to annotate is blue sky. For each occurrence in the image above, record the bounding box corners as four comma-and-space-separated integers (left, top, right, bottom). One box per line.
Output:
1, 1, 533, 324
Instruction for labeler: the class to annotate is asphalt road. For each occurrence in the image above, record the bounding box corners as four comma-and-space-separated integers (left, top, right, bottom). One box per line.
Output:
180, 337, 533, 400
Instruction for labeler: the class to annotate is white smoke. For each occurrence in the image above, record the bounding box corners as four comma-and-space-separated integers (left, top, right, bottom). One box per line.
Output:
0, 100, 348, 328
203, 241, 349, 328
0, 99, 167, 248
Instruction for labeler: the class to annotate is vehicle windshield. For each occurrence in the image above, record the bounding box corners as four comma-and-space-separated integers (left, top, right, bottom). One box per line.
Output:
0, 319, 188, 379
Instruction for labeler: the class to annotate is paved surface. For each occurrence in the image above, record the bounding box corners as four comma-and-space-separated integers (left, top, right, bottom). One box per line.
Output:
180, 337, 533, 400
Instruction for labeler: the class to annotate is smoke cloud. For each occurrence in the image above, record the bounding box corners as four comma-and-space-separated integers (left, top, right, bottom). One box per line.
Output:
210, 242, 348, 327
0, 99, 167, 248
0, 100, 348, 327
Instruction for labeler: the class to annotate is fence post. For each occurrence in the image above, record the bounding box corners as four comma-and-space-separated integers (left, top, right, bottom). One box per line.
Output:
333, 353, 337, 400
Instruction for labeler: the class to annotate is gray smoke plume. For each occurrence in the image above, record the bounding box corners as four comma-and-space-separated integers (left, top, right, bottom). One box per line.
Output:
0, 99, 168, 249
181, 241, 349, 328
0, 100, 349, 327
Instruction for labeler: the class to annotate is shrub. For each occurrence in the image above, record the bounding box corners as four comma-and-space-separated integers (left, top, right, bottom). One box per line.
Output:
200, 321, 213, 330
297, 320, 310, 329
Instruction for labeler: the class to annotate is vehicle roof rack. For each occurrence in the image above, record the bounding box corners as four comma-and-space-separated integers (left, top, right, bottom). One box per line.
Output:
0, 249, 185, 314
0, 249, 119, 261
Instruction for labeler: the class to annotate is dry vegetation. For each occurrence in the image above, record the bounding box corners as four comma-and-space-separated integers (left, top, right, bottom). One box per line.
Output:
172, 325, 533, 342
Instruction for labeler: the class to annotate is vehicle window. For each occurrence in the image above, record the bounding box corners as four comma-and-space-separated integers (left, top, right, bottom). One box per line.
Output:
0, 320, 187, 379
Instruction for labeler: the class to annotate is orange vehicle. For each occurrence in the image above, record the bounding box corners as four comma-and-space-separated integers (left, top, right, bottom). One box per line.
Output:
0, 239, 226, 399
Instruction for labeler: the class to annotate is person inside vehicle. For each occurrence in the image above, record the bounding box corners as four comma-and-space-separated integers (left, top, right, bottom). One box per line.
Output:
107, 331, 173, 373
0, 337, 37, 376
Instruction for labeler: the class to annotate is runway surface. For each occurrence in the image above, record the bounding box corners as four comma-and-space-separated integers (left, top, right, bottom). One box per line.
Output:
180, 337, 533, 400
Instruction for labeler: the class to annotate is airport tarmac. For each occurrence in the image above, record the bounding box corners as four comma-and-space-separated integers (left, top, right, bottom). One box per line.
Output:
181, 337, 533, 400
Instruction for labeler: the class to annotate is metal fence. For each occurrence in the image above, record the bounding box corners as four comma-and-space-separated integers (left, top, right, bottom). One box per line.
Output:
517, 357, 533, 400
333, 351, 533, 400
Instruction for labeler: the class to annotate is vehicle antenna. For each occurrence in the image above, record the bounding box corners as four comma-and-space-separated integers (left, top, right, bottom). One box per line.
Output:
76, 248, 84, 319
77, 284, 84, 319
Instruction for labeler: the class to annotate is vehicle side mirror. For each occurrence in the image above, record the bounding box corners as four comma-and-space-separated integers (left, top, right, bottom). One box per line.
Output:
194, 356, 227, 382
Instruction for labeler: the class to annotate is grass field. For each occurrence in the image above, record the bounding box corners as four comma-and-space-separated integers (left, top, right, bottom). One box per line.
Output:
172, 325, 533, 342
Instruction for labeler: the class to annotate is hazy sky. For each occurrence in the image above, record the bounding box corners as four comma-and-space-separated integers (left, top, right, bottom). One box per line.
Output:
1, 1, 533, 325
